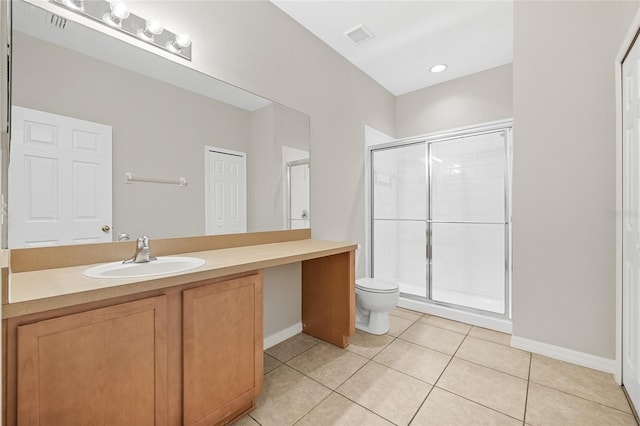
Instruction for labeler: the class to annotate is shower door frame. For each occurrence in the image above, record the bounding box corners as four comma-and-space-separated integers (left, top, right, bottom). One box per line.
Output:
368, 119, 513, 319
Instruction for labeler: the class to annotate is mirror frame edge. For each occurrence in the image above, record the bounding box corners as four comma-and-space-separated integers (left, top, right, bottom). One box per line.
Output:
1, 0, 10, 250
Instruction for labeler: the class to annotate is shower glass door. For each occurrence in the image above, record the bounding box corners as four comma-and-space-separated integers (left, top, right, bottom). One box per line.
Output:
370, 124, 511, 317
429, 131, 509, 314
371, 143, 427, 298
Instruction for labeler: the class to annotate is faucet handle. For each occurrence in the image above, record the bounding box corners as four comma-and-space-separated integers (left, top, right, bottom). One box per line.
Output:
137, 236, 150, 248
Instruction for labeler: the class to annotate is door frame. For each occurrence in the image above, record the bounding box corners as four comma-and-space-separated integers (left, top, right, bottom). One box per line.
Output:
616, 9, 640, 386
203, 145, 247, 235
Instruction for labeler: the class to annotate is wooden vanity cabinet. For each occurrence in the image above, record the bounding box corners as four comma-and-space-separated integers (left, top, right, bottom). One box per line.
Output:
183, 274, 263, 425
15, 295, 169, 426
5, 273, 264, 426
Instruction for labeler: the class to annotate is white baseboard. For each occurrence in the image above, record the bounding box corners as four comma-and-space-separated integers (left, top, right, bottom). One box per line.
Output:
510, 335, 617, 374
263, 322, 302, 350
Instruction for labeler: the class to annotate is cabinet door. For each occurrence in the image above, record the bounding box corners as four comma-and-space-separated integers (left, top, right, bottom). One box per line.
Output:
17, 296, 168, 426
183, 274, 263, 425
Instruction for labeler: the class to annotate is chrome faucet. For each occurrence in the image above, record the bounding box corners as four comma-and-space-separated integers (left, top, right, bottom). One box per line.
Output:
123, 236, 157, 264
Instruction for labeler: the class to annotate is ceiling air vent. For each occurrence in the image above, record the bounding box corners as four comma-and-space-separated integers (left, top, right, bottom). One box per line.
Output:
47, 13, 67, 30
344, 24, 374, 45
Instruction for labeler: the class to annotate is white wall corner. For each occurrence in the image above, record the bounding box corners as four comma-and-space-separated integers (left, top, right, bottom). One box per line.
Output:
510, 335, 617, 376
263, 322, 302, 350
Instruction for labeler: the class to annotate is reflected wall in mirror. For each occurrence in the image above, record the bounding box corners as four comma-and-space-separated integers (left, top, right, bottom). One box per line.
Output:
8, 0, 310, 248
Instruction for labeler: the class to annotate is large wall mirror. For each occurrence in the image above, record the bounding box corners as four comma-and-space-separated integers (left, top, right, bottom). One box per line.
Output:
7, 0, 310, 248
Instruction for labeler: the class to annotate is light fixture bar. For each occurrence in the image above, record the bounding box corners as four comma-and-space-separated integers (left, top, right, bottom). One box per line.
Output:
50, 0, 192, 61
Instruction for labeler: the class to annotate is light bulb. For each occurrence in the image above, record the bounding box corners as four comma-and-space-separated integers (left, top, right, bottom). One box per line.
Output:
138, 19, 163, 41
174, 33, 191, 49
103, 1, 129, 27
110, 2, 129, 20
146, 20, 163, 35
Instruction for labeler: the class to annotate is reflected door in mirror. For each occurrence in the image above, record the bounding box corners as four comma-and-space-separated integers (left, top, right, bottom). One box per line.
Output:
9, 107, 113, 248
205, 147, 247, 235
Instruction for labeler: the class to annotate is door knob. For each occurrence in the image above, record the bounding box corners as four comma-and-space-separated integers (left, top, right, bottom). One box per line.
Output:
101, 225, 111, 233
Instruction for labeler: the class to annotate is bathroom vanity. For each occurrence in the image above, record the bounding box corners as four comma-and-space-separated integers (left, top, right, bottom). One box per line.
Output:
2, 229, 356, 425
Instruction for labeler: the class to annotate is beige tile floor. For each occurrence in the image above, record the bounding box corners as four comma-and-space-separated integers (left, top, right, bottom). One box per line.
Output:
237, 308, 638, 426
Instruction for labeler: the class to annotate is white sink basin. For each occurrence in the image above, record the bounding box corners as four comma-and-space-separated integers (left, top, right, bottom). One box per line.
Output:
84, 257, 205, 279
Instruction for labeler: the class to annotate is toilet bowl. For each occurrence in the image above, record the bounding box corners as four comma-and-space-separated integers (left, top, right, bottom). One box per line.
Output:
355, 277, 399, 335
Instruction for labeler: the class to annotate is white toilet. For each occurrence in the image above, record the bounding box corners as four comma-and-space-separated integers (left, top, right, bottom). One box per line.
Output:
355, 277, 399, 335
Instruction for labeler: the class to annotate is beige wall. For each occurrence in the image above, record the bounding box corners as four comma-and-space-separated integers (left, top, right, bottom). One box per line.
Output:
396, 64, 513, 138
248, 103, 309, 232
248, 105, 276, 232
512, 0, 638, 358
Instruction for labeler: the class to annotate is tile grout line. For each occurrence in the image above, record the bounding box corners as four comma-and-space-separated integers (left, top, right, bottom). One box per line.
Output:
259, 313, 518, 426
289, 326, 407, 425
396, 324, 531, 382
329, 337, 405, 425
327, 315, 440, 426
406, 322, 472, 425
333, 328, 404, 425
530, 381, 638, 416
428, 328, 527, 424
451, 353, 530, 381
522, 352, 532, 425
265, 337, 323, 364
290, 390, 335, 426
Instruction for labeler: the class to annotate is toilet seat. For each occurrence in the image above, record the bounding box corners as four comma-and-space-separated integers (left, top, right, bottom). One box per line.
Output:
355, 277, 399, 294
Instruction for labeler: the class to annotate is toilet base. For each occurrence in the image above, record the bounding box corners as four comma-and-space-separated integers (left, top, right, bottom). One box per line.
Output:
355, 310, 390, 335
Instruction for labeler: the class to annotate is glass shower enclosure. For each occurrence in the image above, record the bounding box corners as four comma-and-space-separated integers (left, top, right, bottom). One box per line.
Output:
370, 123, 512, 317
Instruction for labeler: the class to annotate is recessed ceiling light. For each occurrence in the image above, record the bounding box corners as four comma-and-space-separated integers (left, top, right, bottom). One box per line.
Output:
345, 24, 374, 44
430, 64, 447, 73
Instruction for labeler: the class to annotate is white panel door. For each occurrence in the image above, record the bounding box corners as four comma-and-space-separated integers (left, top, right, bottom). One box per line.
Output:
623, 35, 640, 411
205, 148, 247, 235
9, 106, 112, 248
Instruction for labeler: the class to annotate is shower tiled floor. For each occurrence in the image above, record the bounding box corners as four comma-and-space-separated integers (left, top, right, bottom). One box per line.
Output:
236, 308, 636, 426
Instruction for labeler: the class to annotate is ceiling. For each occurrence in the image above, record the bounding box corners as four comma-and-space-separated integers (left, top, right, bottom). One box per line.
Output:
271, 1, 513, 96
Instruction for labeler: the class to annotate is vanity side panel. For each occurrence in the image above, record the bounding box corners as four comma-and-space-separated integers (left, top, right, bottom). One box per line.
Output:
2, 319, 7, 426
301, 250, 355, 347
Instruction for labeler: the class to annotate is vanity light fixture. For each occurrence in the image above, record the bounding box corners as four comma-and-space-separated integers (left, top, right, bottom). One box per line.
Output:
430, 64, 448, 73
50, 0, 192, 61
